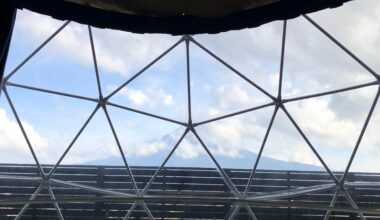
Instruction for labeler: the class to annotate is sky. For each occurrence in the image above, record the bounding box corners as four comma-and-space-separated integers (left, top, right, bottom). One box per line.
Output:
0, 0, 380, 172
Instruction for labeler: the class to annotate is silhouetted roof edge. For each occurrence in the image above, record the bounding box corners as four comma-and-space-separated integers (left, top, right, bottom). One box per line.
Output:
8, 0, 350, 35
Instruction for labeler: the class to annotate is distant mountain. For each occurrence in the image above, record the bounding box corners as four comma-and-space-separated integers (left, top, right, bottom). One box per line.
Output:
86, 149, 322, 171
85, 131, 323, 171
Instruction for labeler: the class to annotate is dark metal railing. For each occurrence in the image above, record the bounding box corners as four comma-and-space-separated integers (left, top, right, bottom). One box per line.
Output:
1, 164, 380, 219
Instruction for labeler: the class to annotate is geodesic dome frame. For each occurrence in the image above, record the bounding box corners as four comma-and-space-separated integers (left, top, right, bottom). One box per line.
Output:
1, 1, 380, 220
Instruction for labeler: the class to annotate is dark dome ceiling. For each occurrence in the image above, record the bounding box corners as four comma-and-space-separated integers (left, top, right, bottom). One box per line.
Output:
8, 0, 350, 35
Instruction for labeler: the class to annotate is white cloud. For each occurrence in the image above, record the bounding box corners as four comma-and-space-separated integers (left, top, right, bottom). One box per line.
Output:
119, 88, 149, 106
310, 0, 380, 72
196, 83, 378, 170
192, 1, 380, 99
287, 98, 358, 147
194, 83, 270, 121
215, 84, 251, 109
163, 94, 174, 106
175, 138, 203, 159
135, 141, 167, 157
14, 10, 180, 77
117, 86, 175, 108
0, 108, 49, 162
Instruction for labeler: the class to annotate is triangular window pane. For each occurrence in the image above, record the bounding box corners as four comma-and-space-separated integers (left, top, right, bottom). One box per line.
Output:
3, 87, 96, 170
192, 20, 284, 96
108, 41, 187, 122
189, 41, 272, 123
9, 20, 99, 97
285, 86, 377, 171
282, 16, 375, 98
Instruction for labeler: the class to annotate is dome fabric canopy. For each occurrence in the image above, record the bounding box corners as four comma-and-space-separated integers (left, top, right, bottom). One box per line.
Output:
66, 0, 280, 17
7, 0, 349, 35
